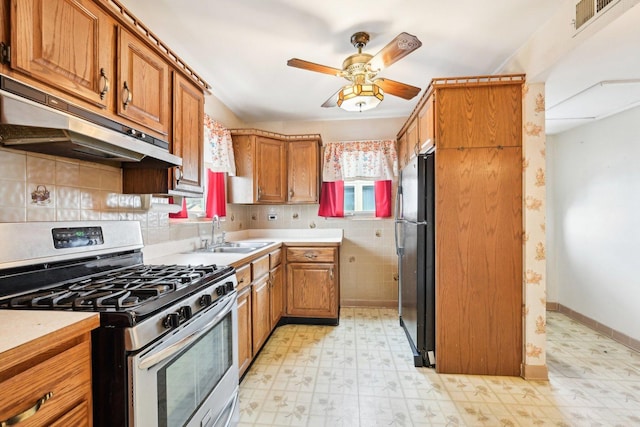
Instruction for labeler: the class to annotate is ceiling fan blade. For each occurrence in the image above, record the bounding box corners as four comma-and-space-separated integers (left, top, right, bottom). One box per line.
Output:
321, 88, 341, 108
375, 78, 421, 100
367, 32, 422, 72
287, 58, 343, 77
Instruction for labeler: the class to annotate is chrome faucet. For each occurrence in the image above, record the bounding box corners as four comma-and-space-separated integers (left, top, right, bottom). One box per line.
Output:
210, 215, 225, 247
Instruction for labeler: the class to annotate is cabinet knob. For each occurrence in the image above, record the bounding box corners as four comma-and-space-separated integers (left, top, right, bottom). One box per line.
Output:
174, 166, 183, 182
304, 252, 317, 259
289, 189, 294, 199
99, 68, 110, 100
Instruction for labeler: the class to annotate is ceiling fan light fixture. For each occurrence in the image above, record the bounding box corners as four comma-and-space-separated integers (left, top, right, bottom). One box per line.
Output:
337, 83, 384, 112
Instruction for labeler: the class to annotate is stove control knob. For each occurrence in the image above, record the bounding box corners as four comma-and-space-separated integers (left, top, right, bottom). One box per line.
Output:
163, 313, 180, 329
225, 281, 234, 292
216, 286, 225, 296
180, 305, 192, 320
199, 294, 212, 307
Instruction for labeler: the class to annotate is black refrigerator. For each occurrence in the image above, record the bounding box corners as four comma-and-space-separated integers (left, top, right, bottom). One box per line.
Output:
395, 152, 435, 367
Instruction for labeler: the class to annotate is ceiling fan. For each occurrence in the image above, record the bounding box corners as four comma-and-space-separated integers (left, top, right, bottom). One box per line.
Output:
287, 31, 422, 112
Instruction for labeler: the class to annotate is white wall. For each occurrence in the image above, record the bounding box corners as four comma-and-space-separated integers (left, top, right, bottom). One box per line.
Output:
547, 106, 640, 340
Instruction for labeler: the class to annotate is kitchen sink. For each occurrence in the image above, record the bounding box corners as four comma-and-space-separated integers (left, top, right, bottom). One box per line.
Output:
192, 241, 274, 254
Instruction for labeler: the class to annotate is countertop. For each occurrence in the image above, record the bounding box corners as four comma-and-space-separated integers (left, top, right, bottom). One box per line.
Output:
143, 228, 343, 268
0, 310, 100, 355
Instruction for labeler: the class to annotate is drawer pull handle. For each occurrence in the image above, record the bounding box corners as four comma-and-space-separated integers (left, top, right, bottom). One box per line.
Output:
1, 392, 53, 426
304, 253, 317, 259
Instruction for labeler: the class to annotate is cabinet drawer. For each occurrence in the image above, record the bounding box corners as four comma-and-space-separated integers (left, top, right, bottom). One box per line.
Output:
286, 247, 336, 263
269, 248, 282, 269
252, 255, 270, 280
236, 264, 251, 292
0, 340, 92, 427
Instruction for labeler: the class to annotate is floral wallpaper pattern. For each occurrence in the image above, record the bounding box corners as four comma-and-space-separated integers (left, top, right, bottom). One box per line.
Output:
322, 140, 397, 182
522, 82, 547, 376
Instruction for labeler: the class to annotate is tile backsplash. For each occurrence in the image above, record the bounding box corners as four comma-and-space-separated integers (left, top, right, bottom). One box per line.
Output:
0, 147, 398, 307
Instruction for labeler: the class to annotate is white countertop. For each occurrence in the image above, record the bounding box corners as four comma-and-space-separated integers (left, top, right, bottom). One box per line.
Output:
143, 228, 343, 267
0, 310, 99, 354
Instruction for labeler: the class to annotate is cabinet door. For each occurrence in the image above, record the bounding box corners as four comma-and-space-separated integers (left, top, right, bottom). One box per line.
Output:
11, 0, 114, 108
117, 28, 170, 136
436, 84, 522, 149
397, 132, 407, 170
286, 263, 337, 318
251, 275, 271, 352
288, 140, 319, 203
418, 94, 435, 151
406, 118, 419, 162
173, 72, 204, 195
269, 263, 284, 328
255, 137, 286, 203
237, 287, 252, 377
435, 147, 522, 376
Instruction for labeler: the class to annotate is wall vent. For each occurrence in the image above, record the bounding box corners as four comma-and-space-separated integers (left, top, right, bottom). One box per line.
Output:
575, 0, 621, 31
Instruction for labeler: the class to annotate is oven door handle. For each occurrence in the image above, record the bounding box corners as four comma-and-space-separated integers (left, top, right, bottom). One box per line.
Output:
138, 295, 235, 370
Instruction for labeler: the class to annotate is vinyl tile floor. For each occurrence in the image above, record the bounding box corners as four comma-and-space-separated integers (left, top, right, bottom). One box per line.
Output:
238, 308, 640, 426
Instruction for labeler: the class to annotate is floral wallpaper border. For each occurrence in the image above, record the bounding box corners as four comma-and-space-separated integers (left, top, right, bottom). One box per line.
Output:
522, 82, 547, 378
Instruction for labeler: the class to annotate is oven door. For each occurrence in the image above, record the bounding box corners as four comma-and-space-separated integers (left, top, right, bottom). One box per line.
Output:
129, 292, 239, 427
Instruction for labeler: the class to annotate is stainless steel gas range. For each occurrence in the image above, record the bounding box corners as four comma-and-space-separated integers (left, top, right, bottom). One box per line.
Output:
0, 221, 239, 427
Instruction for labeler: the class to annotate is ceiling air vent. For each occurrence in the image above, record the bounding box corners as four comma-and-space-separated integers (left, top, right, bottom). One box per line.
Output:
575, 0, 595, 29
575, 0, 621, 32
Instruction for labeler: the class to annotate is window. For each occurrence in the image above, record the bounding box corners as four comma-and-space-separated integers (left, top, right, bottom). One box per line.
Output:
344, 180, 375, 213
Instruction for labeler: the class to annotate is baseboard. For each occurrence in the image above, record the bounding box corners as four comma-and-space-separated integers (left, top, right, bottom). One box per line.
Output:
548, 302, 640, 353
522, 363, 549, 381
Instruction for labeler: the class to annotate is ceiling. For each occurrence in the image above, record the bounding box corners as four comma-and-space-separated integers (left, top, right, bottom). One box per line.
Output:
118, 0, 640, 133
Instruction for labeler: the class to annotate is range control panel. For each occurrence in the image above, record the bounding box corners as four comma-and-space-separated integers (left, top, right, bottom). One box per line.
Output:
52, 226, 105, 249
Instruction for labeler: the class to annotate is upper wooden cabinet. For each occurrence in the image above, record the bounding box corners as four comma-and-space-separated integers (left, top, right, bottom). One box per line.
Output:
288, 139, 320, 203
117, 28, 170, 136
1, 0, 210, 196
9, 0, 115, 109
256, 137, 287, 202
171, 73, 204, 194
228, 129, 321, 204
396, 75, 524, 168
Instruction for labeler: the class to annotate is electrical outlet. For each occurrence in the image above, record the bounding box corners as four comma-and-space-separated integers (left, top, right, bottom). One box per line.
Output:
267, 214, 277, 221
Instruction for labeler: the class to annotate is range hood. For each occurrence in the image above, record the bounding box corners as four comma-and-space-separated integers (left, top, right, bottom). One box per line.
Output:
0, 76, 181, 168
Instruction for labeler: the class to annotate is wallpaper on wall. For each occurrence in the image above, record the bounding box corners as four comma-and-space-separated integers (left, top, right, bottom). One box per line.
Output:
522, 82, 547, 377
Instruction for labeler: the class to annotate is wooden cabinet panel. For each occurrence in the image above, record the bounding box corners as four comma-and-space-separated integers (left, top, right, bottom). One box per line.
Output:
269, 263, 284, 328
10, 0, 114, 109
251, 275, 270, 352
286, 263, 338, 318
288, 140, 319, 203
397, 132, 408, 170
172, 72, 204, 195
236, 264, 251, 292
286, 247, 336, 263
0, 339, 92, 427
435, 147, 522, 376
417, 94, 435, 151
269, 248, 282, 269
406, 118, 419, 162
237, 286, 252, 377
436, 85, 522, 149
117, 28, 170, 136
252, 254, 270, 281
256, 137, 287, 203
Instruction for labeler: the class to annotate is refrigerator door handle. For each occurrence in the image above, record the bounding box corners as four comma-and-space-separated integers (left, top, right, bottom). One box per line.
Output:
394, 219, 404, 256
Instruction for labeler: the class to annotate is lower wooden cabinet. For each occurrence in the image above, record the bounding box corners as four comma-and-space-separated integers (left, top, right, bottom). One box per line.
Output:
0, 316, 98, 427
286, 246, 339, 322
251, 274, 271, 353
236, 284, 252, 377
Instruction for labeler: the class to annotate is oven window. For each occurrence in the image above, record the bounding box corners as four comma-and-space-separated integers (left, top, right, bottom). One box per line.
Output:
157, 312, 233, 427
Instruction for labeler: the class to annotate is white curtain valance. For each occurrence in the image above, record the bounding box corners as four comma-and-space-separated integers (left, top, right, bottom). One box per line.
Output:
322, 140, 398, 182
204, 115, 236, 176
